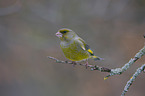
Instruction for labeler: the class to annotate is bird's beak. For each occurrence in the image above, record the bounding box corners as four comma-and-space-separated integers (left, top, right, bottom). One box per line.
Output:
56, 31, 62, 38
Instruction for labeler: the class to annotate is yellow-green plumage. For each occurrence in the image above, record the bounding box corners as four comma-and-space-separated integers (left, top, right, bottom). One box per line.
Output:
60, 38, 90, 61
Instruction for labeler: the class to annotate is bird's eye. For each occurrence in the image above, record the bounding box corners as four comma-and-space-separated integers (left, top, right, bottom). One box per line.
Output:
59, 29, 70, 34
62, 31, 67, 33
63, 31, 67, 33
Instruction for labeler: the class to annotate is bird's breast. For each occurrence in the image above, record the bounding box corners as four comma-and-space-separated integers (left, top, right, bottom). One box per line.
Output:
60, 41, 90, 61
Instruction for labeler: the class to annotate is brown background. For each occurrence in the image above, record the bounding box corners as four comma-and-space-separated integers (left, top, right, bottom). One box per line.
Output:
0, 0, 145, 96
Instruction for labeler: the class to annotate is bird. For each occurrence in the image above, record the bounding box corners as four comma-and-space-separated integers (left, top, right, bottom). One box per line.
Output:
55, 28, 103, 67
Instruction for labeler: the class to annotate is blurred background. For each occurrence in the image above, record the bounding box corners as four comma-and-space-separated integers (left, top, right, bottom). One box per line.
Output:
0, 0, 145, 96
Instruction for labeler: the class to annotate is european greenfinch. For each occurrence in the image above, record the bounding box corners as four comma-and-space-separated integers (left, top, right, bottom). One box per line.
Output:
56, 28, 103, 66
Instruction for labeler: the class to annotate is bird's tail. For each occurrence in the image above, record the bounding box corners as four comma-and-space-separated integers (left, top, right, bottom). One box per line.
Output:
90, 56, 104, 61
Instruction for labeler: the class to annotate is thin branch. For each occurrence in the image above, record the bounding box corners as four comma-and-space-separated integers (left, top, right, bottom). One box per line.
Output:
121, 64, 145, 96
105, 45, 145, 79
47, 56, 111, 73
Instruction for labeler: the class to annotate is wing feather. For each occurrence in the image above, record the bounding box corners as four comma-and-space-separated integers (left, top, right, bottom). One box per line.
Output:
78, 38, 94, 56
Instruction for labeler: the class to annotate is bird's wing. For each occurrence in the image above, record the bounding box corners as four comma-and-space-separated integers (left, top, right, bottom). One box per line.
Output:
77, 38, 94, 56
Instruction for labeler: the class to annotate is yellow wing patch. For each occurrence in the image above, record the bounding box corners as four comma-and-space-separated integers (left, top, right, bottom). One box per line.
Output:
81, 45, 94, 55
87, 49, 94, 55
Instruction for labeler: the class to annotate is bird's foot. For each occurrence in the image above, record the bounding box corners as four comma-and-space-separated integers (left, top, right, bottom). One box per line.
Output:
71, 61, 77, 67
85, 61, 89, 69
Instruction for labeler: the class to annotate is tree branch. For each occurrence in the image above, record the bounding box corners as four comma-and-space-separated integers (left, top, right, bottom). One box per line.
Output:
121, 64, 145, 96
105, 45, 145, 79
47, 56, 111, 73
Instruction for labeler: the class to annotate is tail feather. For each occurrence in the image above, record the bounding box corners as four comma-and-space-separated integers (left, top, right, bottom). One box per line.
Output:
91, 56, 104, 61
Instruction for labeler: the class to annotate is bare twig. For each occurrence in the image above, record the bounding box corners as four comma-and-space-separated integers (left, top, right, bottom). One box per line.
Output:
121, 64, 145, 96
105, 45, 145, 79
47, 56, 111, 73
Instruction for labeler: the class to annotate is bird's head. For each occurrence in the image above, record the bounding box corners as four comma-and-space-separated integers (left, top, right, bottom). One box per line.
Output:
56, 28, 77, 41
